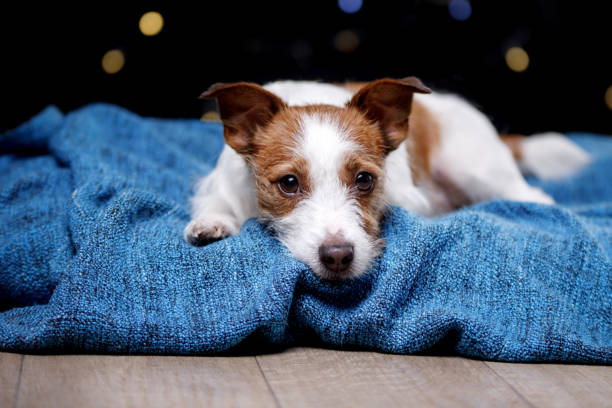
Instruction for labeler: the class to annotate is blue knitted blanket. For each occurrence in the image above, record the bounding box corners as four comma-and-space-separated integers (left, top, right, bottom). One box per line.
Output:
1, 104, 610, 362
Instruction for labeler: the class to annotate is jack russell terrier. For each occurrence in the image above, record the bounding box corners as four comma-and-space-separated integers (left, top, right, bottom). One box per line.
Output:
184, 78, 590, 280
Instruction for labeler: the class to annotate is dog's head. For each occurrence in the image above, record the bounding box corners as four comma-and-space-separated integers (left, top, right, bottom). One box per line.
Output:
201, 78, 430, 279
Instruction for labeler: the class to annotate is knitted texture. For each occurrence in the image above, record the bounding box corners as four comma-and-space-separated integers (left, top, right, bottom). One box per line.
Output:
0, 104, 610, 362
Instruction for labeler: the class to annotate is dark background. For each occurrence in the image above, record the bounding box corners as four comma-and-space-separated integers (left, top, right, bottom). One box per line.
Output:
2, 1, 610, 134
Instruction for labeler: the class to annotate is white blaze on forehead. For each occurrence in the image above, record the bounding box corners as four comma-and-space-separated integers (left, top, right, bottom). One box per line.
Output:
297, 113, 358, 237
297, 113, 357, 185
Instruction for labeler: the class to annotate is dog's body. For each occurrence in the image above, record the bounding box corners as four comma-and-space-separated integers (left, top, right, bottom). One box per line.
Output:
185, 78, 590, 279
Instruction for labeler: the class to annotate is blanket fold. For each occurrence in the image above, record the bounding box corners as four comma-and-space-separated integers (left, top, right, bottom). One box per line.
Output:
1, 104, 610, 362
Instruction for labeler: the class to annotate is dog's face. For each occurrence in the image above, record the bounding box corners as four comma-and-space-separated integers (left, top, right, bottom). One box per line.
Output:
202, 78, 430, 279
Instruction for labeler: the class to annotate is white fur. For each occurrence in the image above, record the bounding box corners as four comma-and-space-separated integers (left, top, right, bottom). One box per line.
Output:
384, 142, 433, 214
520, 132, 591, 180
263, 81, 353, 107
186, 80, 591, 279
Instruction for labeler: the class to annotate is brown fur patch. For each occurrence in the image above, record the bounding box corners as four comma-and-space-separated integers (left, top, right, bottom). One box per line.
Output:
247, 108, 307, 218
406, 100, 441, 184
339, 152, 386, 237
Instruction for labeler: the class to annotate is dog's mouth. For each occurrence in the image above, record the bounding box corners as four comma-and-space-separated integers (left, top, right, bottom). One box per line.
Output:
319, 266, 357, 281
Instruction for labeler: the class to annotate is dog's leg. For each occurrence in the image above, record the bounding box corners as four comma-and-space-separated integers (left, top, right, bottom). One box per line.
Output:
429, 117, 553, 206
434, 155, 555, 206
412, 94, 554, 207
184, 145, 258, 246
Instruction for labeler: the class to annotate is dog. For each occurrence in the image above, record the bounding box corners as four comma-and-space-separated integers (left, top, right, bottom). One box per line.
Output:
184, 78, 590, 280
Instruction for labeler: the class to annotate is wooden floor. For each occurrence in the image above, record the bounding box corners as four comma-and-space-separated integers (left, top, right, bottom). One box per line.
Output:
1, 348, 611, 408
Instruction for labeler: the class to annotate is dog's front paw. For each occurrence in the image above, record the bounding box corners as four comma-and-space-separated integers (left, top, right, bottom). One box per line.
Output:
184, 216, 239, 246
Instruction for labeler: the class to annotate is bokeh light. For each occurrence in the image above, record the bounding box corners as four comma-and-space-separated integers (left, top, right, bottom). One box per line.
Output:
291, 40, 313, 61
448, 0, 471, 21
338, 0, 362, 14
505, 46, 529, 72
333, 30, 360, 53
139, 11, 164, 36
200, 111, 221, 122
605, 86, 612, 111
101, 49, 125, 74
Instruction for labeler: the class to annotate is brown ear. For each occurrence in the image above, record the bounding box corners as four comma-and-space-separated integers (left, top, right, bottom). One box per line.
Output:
347, 77, 431, 152
200, 82, 285, 155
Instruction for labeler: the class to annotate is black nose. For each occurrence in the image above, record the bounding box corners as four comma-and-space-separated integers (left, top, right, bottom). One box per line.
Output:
319, 243, 354, 273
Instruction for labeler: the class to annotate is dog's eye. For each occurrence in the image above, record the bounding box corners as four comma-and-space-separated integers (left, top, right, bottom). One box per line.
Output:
355, 171, 374, 193
278, 175, 299, 195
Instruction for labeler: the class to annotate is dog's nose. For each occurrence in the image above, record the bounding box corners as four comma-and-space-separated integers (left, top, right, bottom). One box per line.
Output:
319, 242, 354, 273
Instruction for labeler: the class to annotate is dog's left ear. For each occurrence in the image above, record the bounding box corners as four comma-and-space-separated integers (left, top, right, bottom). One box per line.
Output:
347, 77, 431, 152
200, 82, 286, 155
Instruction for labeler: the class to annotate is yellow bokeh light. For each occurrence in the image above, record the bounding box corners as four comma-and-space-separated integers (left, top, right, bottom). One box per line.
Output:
505, 46, 529, 73
605, 86, 612, 111
200, 111, 221, 122
333, 30, 360, 53
101, 49, 125, 74
139, 11, 164, 36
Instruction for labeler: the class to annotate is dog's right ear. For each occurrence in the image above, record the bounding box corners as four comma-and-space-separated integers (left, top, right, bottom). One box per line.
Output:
200, 82, 286, 155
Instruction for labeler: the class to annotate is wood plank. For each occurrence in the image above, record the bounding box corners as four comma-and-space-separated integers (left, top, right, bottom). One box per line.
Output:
11, 349, 612, 408
0, 352, 23, 408
256, 347, 529, 408
17, 354, 277, 408
485, 361, 612, 408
